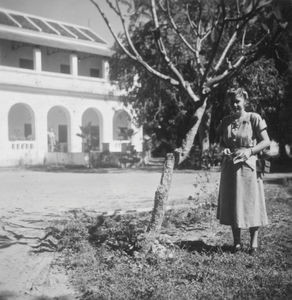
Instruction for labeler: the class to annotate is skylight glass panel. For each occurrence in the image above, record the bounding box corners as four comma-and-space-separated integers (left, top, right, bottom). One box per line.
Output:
64, 25, 91, 41
0, 11, 18, 27
10, 14, 38, 31
47, 21, 75, 38
29, 17, 56, 34
79, 28, 106, 44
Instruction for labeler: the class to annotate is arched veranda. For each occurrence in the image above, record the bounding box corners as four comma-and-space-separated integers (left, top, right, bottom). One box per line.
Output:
47, 106, 71, 152
81, 108, 103, 152
8, 103, 35, 141
113, 110, 132, 141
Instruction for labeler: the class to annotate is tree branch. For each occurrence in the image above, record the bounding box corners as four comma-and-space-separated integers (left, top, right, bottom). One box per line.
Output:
164, 0, 204, 76
90, 0, 180, 85
213, 0, 270, 74
206, 55, 245, 88
150, 0, 200, 102
200, 0, 226, 89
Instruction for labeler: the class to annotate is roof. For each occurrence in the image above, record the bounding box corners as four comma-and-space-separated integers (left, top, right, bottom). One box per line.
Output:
0, 8, 113, 57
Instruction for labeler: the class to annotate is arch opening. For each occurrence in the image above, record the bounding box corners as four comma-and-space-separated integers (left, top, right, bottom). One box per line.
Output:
113, 110, 132, 141
81, 108, 102, 152
47, 106, 70, 152
8, 103, 35, 141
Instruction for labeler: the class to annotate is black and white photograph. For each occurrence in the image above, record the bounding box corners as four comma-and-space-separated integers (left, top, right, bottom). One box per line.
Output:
0, 0, 291, 299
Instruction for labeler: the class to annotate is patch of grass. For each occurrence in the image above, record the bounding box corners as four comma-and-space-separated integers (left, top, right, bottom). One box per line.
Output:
57, 182, 292, 300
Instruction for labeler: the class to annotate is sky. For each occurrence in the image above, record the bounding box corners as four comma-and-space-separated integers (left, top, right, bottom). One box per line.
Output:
0, 0, 122, 45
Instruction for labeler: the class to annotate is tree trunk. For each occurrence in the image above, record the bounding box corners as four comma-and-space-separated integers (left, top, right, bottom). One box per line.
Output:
147, 98, 208, 232
199, 105, 212, 153
176, 99, 208, 164
147, 153, 174, 232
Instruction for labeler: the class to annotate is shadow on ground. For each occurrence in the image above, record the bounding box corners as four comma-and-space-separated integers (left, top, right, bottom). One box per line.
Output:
176, 240, 236, 254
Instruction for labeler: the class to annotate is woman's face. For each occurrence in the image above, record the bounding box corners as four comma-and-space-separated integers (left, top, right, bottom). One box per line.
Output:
230, 95, 245, 114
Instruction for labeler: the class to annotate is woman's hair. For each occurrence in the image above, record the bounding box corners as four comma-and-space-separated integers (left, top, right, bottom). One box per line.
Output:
227, 87, 249, 101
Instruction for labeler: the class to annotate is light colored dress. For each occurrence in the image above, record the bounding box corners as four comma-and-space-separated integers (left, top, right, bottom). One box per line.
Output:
217, 112, 268, 228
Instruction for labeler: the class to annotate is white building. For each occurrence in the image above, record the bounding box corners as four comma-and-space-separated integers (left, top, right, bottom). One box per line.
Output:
0, 8, 143, 167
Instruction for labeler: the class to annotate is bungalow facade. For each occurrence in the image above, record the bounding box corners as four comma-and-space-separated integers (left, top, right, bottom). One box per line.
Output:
0, 8, 143, 167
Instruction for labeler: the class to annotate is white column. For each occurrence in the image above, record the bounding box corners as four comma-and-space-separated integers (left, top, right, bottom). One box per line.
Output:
33, 47, 42, 72
102, 107, 114, 150
131, 125, 143, 152
0, 103, 9, 152
102, 59, 110, 80
70, 109, 82, 153
34, 107, 48, 163
70, 53, 78, 76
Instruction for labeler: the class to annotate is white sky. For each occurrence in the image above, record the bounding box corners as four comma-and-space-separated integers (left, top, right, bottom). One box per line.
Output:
0, 0, 122, 45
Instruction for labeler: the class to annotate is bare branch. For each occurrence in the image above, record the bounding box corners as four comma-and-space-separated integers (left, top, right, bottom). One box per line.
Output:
213, 0, 271, 74
200, 0, 226, 88
206, 56, 245, 87
214, 30, 237, 72
150, 0, 200, 102
224, 0, 270, 22
90, 0, 179, 85
165, 0, 196, 53
186, 3, 198, 34
164, 0, 204, 76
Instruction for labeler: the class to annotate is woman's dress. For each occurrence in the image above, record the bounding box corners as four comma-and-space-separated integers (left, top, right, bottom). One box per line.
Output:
217, 112, 269, 228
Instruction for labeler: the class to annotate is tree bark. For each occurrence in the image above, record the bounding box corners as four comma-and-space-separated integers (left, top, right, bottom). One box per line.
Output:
199, 105, 212, 153
147, 153, 175, 232
175, 99, 208, 165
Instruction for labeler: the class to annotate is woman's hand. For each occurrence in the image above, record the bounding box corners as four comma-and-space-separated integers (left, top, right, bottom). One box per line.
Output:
234, 148, 252, 161
223, 148, 232, 156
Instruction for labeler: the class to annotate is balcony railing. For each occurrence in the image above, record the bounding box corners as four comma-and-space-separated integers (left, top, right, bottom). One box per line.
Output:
10, 141, 35, 150
0, 65, 120, 97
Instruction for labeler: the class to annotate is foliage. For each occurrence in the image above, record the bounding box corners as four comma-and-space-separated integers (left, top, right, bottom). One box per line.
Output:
229, 57, 287, 140
178, 143, 223, 169
76, 123, 99, 153
87, 213, 149, 255
119, 144, 141, 167
107, 0, 286, 153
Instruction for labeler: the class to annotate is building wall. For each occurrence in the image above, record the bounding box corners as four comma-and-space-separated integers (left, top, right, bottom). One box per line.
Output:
0, 40, 103, 78
0, 39, 33, 67
42, 48, 71, 73
0, 37, 143, 167
0, 88, 143, 167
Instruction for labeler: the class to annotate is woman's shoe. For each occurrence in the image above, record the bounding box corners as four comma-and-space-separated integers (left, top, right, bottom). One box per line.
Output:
233, 244, 242, 253
249, 247, 258, 256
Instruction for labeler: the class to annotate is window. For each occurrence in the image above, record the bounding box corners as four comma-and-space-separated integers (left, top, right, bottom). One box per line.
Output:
60, 64, 70, 74
90, 68, 100, 78
19, 58, 33, 69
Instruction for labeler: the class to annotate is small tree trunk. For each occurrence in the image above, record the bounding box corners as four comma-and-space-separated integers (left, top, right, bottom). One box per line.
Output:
147, 153, 175, 232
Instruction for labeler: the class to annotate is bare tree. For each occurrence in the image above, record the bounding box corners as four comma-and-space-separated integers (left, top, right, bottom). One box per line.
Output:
90, 0, 274, 233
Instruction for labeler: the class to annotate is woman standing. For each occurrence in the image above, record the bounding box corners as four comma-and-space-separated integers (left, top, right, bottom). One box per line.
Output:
217, 88, 270, 254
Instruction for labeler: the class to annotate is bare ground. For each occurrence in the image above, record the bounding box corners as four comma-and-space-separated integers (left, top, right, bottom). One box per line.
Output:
0, 167, 290, 299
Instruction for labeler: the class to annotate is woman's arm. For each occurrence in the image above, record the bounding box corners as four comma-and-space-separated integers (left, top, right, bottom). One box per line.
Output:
251, 129, 270, 155
234, 129, 270, 161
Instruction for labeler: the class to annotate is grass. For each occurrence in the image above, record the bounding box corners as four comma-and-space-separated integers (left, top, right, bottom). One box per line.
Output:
55, 179, 292, 300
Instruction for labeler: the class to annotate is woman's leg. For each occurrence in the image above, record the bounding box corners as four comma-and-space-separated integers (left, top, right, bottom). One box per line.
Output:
232, 226, 241, 248
249, 227, 259, 249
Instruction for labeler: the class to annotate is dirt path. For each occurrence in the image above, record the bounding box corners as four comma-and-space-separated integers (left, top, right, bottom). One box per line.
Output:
0, 168, 290, 299
0, 210, 75, 299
